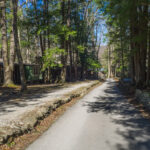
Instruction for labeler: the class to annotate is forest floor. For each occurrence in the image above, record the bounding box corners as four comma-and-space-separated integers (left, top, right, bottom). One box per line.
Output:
119, 83, 150, 120
0, 80, 100, 149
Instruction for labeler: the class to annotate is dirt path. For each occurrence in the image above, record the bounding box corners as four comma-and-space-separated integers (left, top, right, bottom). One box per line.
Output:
0, 82, 95, 127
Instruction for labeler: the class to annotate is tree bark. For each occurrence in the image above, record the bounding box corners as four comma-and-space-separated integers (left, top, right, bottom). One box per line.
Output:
0, 0, 12, 86
129, 0, 141, 86
12, 0, 27, 91
107, 46, 111, 78
9, 29, 16, 82
146, 21, 150, 86
9, 0, 16, 83
121, 37, 125, 79
67, 0, 72, 81
60, 0, 67, 82
139, 1, 148, 87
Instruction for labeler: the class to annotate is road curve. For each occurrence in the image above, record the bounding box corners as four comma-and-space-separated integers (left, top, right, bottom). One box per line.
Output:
26, 79, 150, 150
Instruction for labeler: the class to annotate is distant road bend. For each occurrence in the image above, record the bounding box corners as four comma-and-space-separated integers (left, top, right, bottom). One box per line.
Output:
27, 79, 150, 150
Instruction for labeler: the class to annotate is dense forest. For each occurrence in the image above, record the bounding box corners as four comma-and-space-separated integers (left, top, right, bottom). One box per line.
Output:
97, 0, 150, 89
0, 0, 149, 91
0, 0, 102, 91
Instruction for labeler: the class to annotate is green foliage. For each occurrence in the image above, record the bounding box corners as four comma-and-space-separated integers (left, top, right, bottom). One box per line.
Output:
96, 0, 139, 78
77, 45, 85, 54
7, 141, 15, 147
42, 48, 65, 71
87, 57, 101, 71
0, 0, 103, 83
48, 35, 59, 43
66, 30, 77, 40
20, 40, 30, 48
59, 25, 77, 40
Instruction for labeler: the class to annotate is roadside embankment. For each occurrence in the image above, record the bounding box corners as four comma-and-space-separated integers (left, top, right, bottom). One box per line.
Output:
119, 80, 150, 119
135, 89, 150, 111
0, 80, 100, 145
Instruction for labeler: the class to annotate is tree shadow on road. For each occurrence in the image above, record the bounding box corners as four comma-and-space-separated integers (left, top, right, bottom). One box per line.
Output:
83, 81, 150, 150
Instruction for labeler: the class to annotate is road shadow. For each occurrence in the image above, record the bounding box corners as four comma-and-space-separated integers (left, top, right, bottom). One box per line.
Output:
0, 84, 66, 115
83, 81, 150, 150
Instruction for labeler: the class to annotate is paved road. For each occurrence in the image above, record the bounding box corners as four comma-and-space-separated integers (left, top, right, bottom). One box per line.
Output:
27, 79, 150, 150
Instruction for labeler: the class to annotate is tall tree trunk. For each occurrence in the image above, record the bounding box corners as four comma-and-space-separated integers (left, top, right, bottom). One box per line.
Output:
139, 1, 148, 87
107, 46, 111, 78
146, 21, 150, 86
129, 24, 135, 84
60, 0, 67, 82
12, 0, 27, 91
9, 29, 16, 82
67, 0, 72, 81
9, 0, 16, 83
74, 1, 79, 80
46, 0, 50, 49
43, 0, 47, 51
0, 0, 12, 86
32, 1, 45, 82
121, 37, 125, 79
129, 0, 140, 86
44, 0, 51, 83
32, 1, 44, 56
